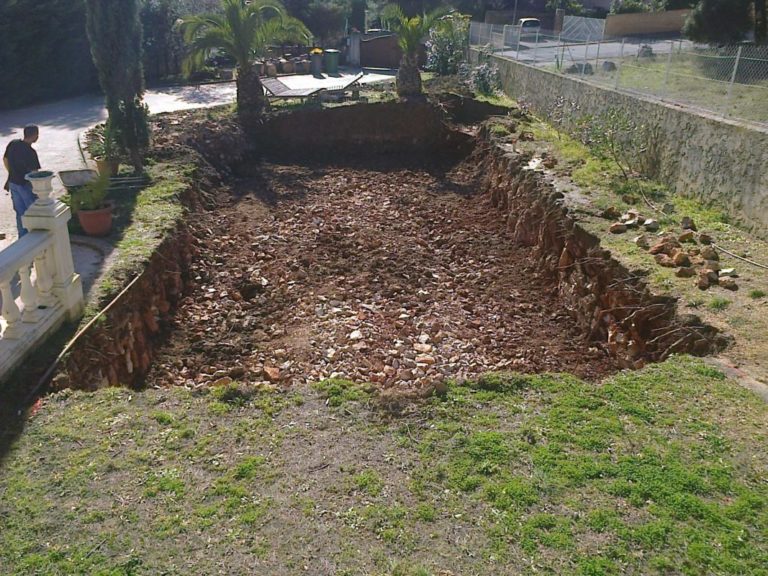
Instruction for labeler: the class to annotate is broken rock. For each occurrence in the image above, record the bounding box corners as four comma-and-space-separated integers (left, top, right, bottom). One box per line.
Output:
263, 366, 281, 381
701, 246, 719, 261
676, 267, 696, 278
697, 269, 718, 290
654, 254, 676, 267
719, 278, 738, 291
601, 206, 621, 220
643, 219, 659, 232
681, 216, 697, 231
672, 250, 691, 267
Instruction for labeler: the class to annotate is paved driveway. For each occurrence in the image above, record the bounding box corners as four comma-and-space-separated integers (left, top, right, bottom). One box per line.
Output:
498, 38, 687, 66
0, 82, 237, 250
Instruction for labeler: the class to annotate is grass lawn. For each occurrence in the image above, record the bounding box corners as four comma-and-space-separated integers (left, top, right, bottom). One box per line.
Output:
1, 356, 766, 575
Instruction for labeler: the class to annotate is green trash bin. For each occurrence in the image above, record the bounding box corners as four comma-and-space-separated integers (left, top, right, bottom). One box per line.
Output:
324, 49, 340, 74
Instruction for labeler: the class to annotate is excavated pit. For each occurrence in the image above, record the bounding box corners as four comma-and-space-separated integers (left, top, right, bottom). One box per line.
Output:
56, 101, 724, 392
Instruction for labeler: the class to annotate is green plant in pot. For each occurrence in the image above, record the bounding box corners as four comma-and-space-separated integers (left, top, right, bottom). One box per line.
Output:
93, 123, 120, 177
71, 173, 113, 236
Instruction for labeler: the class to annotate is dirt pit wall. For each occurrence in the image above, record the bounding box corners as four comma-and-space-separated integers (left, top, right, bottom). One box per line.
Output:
477, 142, 727, 367
51, 101, 726, 392
52, 225, 195, 392
251, 101, 473, 161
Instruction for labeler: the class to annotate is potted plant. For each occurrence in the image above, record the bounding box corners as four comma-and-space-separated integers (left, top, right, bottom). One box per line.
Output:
93, 123, 120, 177
70, 173, 113, 236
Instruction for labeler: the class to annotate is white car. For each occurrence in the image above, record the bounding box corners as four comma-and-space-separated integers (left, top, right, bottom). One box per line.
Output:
518, 18, 541, 35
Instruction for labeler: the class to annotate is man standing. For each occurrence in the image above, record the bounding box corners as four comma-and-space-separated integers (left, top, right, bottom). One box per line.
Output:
3, 125, 41, 238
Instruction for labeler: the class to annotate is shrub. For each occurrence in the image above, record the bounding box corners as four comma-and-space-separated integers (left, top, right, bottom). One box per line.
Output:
610, 0, 652, 14
471, 62, 501, 95
575, 108, 646, 180
426, 13, 469, 76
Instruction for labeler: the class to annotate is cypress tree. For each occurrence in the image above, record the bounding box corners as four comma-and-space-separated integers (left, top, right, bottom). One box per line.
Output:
84, 0, 150, 173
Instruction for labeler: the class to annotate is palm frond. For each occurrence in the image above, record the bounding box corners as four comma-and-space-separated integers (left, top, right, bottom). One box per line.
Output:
181, 0, 305, 74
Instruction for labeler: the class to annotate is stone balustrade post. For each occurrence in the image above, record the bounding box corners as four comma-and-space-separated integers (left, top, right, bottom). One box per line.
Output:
23, 171, 84, 322
0, 280, 22, 339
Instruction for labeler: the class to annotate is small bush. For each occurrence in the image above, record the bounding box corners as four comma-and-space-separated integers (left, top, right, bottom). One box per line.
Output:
610, 0, 651, 14
471, 63, 501, 96
490, 123, 511, 136
708, 297, 731, 311
426, 13, 469, 76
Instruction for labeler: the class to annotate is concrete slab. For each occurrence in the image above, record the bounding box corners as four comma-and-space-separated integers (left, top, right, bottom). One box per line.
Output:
70, 235, 116, 297
279, 68, 395, 91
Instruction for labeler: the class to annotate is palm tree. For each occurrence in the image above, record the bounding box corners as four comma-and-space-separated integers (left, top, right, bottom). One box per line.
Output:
182, 0, 310, 128
381, 4, 447, 98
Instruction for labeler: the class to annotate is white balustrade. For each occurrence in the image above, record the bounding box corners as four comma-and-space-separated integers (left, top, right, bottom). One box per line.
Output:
0, 171, 84, 381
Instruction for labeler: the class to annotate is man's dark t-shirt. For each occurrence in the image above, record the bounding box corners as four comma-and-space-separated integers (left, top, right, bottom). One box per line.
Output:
4, 139, 40, 190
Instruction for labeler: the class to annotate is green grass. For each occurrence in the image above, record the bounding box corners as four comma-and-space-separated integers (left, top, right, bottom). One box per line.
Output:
78, 160, 192, 320
312, 378, 373, 407
4, 357, 763, 574
709, 296, 732, 311
749, 289, 766, 299
353, 469, 384, 497
489, 123, 511, 136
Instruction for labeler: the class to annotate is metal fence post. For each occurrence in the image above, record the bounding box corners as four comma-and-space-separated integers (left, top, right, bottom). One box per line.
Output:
661, 41, 674, 100
724, 45, 743, 117
582, 34, 590, 77
595, 38, 601, 72
614, 37, 626, 90
532, 29, 540, 63
516, 26, 522, 60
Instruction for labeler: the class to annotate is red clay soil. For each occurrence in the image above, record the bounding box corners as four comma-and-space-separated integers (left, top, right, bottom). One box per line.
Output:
148, 158, 618, 391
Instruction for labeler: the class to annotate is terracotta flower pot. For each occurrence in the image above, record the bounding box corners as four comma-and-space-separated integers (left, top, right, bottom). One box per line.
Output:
95, 158, 119, 177
77, 204, 113, 237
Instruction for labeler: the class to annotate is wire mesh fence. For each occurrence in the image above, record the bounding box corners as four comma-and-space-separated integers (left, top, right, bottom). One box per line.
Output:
468, 22, 768, 128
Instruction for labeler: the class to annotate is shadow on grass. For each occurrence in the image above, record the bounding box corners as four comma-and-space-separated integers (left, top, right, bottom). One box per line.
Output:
0, 180, 146, 464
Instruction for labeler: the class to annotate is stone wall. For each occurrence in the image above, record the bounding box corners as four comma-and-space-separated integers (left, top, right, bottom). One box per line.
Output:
472, 50, 768, 236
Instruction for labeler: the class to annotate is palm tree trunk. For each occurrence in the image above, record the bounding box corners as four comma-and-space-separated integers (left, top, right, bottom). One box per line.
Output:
396, 52, 423, 98
236, 63, 267, 131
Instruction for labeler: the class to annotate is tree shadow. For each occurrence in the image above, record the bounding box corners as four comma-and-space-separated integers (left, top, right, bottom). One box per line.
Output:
0, 92, 107, 137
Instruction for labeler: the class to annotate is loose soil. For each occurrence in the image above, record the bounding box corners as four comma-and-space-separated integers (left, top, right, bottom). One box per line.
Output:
148, 156, 617, 390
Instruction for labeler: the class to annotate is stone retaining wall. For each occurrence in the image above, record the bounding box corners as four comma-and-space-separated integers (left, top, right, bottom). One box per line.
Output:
472, 49, 768, 237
